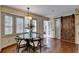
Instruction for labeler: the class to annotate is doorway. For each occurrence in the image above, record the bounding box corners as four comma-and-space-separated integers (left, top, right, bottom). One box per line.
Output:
43, 20, 51, 38
55, 18, 61, 39
43, 20, 51, 46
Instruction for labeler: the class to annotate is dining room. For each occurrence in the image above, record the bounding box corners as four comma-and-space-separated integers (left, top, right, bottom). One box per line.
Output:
0, 5, 79, 53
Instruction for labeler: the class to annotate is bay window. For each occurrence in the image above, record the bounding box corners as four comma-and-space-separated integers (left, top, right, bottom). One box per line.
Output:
2, 12, 37, 38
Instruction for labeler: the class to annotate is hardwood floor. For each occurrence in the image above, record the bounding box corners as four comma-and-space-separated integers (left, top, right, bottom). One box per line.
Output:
1, 38, 79, 53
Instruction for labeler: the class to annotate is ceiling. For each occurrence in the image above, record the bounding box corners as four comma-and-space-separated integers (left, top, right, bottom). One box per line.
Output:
6, 5, 79, 17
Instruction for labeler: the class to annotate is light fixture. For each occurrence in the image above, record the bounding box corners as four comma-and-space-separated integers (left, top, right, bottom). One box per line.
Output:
25, 7, 32, 20
25, 7, 34, 38
25, 7, 34, 29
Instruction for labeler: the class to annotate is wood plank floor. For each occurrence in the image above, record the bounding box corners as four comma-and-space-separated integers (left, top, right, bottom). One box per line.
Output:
1, 38, 79, 53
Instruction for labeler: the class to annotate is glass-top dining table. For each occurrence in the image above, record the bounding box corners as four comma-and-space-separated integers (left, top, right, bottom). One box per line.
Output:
15, 32, 42, 53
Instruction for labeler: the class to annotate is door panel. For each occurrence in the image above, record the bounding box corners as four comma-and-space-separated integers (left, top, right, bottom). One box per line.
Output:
61, 14, 75, 43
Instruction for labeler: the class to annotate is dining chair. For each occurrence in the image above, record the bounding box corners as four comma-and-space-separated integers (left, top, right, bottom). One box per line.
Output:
30, 34, 42, 53
15, 36, 26, 53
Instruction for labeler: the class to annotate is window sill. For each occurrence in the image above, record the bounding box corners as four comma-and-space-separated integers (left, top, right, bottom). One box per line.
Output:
1, 33, 23, 38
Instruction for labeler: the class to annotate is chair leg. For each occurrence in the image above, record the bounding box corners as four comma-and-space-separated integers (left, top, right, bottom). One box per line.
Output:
32, 46, 36, 53
33, 42, 35, 52
16, 44, 19, 53
28, 47, 30, 52
40, 41, 41, 53
38, 45, 41, 53
16, 47, 19, 53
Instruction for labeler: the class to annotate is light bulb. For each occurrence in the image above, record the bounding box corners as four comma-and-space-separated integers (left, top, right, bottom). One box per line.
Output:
25, 16, 32, 20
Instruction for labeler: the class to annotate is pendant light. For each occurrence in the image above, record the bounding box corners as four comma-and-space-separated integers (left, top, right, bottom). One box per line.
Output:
25, 7, 32, 20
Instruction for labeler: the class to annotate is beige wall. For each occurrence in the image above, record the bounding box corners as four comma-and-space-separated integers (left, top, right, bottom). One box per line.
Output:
37, 17, 44, 38
0, 6, 1, 51
1, 6, 49, 49
75, 9, 79, 44
50, 17, 56, 38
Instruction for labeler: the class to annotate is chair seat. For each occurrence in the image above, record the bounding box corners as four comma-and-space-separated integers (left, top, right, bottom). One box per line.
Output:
20, 40, 26, 45
19, 44, 26, 48
30, 41, 39, 47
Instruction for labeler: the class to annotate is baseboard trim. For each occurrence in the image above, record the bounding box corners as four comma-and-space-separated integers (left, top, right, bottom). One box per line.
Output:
61, 40, 75, 44
0, 49, 1, 53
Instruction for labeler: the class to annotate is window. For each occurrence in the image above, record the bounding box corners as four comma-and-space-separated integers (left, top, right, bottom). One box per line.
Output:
24, 19, 30, 38
24, 19, 37, 38
16, 17, 24, 33
32, 20, 37, 38
32, 20, 36, 32
3, 13, 25, 36
24, 19, 30, 32
4, 15, 13, 35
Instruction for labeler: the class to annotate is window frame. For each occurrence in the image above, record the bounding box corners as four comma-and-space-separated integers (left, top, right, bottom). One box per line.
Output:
15, 16, 24, 34
4, 14, 13, 35
1, 13, 14, 36
1, 12, 25, 37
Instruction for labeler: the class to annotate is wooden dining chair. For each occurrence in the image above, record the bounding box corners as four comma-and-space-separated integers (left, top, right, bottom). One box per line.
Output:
32, 38, 42, 53
30, 35, 42, 53
15, 36, 26, 53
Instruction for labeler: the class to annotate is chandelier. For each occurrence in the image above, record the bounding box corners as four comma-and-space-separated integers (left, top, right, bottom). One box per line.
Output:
25, 7, 34, 29
25, 7, 32, 20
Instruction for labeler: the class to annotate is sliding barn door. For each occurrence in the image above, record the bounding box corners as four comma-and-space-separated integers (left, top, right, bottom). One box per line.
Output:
61, 14, 75, 43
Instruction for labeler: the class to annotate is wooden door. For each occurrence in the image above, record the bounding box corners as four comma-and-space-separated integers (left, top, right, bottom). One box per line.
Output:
61, 14, 75, 43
